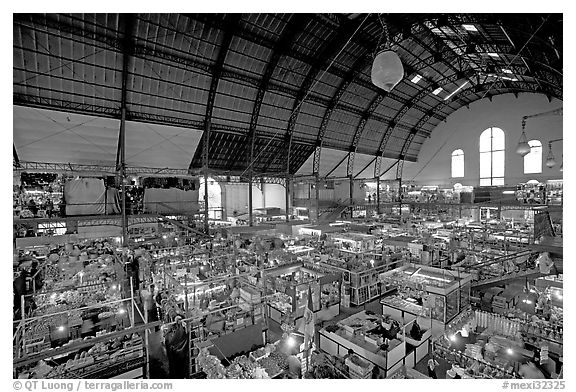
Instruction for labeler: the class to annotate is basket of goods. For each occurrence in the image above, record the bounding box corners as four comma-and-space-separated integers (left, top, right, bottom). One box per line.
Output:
345, 354, 373, 379
257, 356, 282, 377
249, 347, 269, 361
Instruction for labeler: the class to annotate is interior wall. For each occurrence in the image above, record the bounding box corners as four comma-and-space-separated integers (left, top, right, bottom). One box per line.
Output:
401, 94, 563, 187
262, 183, 285, 209
221, 183, 264, 216
333, 179, 364, 203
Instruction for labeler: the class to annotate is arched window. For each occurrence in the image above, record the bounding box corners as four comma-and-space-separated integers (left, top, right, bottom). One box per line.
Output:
451, 149, 464, 178
523, 140, 542, 174
479, 127, 505, 186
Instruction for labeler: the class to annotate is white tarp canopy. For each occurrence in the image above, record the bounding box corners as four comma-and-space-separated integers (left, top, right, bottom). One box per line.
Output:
13, 106, 203, 170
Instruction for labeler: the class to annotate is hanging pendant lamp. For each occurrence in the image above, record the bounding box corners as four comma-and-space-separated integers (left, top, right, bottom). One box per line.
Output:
371, 49, 404, 92
371, 17, 404, 92
516, 119, 531, 157
545, 143, 556, 168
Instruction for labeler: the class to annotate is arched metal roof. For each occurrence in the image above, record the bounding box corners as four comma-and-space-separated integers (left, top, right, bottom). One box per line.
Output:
13, 13, 562, 177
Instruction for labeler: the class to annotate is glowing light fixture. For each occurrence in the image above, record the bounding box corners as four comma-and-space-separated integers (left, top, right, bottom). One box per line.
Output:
372, 50, 404, 92
444, 81, 470, 101
410, 74, 423, 84
371, 18, 404, 92
545, 142, 556, 168
516, 119, 531, 157
449, 334, 457, 342
462, 24, 478, 32
487, 52, 499, 58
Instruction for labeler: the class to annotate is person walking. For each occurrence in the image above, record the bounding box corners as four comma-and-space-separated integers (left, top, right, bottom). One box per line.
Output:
427, 357, 440, 379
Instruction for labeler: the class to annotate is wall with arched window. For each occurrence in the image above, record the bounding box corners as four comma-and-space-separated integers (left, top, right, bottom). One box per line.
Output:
479, 127, 505, 186
451, 149, 464, 178
401, 94, 562, 186
523, 140, 542, 174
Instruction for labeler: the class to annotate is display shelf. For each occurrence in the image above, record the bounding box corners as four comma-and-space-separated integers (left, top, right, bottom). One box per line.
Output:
14, 320, 161, 369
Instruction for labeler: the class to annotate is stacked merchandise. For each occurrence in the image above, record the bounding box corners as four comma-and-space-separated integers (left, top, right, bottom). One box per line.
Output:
433, 342, 515, 379
238, 285, 264, 324
16, 333, 144, 379
31, 283, 121, 317
197, 342, 287, 379
306, 351, 348, 379
474, 310, 563, 355
345, 354, 374, 379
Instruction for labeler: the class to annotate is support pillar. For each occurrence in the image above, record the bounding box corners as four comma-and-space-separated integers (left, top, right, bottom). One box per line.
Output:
203, 170, 209, 232
119, 107, 128, 246
248, 175, 254, 227
285, 175, 290, 222
349, 175, 354, 202
376, 176, 381, 215
315, 175, 320, 222
397, 177, 402, 219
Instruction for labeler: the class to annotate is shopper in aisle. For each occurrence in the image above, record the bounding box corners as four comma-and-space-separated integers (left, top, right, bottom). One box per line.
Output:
427, 357, 439, 379
141, 283, 158, 327
164, 315, 189, 378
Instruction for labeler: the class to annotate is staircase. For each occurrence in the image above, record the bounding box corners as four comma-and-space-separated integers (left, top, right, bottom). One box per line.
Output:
155, 202, 212, 238
469, 252, 563, 290
472, 268, 547, 290
318, 199, 352, 223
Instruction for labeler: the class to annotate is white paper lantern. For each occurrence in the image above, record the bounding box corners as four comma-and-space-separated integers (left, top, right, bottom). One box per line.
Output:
371, 50, 404, 92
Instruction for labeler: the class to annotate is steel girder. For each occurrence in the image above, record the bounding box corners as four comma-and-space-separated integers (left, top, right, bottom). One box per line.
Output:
15, 161, 192, 176
13, 95, 121, 117
13, 144, 20, 168
116, 14, 135, 172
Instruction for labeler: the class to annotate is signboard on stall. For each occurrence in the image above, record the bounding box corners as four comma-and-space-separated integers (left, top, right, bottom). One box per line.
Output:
407, 242, 423, 256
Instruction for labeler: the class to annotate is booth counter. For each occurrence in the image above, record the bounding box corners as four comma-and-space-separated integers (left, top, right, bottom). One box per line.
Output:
318, 311, 431, 378
380, 264, 473, 335
263, 262, 341, 325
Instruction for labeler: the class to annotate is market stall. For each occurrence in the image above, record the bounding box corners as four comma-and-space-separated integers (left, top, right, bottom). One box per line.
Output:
431, 306, 562, 379
318, 310, 430, 378
263, 262, 341, 325
380, 264, 473, 335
